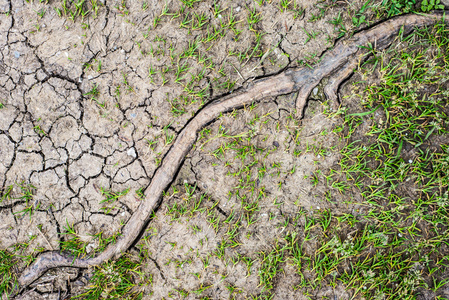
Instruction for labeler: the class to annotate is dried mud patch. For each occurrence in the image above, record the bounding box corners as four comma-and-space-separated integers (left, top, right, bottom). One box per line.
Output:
1, 0, 449, 299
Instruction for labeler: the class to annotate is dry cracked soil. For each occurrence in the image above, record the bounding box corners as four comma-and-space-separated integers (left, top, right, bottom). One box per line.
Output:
1, 0, 449, 299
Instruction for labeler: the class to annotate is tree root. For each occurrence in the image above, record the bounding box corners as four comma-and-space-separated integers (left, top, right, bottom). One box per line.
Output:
323, 57, 360, 110
6, 12, 447, 298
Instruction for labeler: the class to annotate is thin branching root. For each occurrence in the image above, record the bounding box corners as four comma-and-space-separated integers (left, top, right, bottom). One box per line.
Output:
8, 12, 448, 297
323, 57, 360, 110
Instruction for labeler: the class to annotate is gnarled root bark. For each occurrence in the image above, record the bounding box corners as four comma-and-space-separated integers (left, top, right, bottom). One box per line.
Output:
323, 57, 360, 110
294, 12, 447, 117
8, 12, 447, 298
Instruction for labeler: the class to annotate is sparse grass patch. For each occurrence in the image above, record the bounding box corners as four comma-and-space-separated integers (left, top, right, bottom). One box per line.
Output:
381, 0, 417, 16
75, 254, 150, 299
0, 249, 18, 297
99, 187, 130, 214
292, 20, 449, 299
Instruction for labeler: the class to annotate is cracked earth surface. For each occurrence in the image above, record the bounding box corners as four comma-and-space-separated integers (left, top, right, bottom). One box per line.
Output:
2, 0, 448, 299
0, 2, 336, 296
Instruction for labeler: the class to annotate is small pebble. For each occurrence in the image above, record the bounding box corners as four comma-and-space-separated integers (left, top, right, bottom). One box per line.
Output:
313, 87, 319, 96
127, 147, 137, 158
14, 51, 20, 58
86, 243, 95, 254
273, 141, 280, 147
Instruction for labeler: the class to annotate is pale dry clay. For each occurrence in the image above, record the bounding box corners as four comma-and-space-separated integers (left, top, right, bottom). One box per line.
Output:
4, 11, 447, 299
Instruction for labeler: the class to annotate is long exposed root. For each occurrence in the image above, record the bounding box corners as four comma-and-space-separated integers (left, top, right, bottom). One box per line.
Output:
7, 12, 447, 298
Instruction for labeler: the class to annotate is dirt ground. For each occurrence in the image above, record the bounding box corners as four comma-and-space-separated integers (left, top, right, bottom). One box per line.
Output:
1, 0, 449, 299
